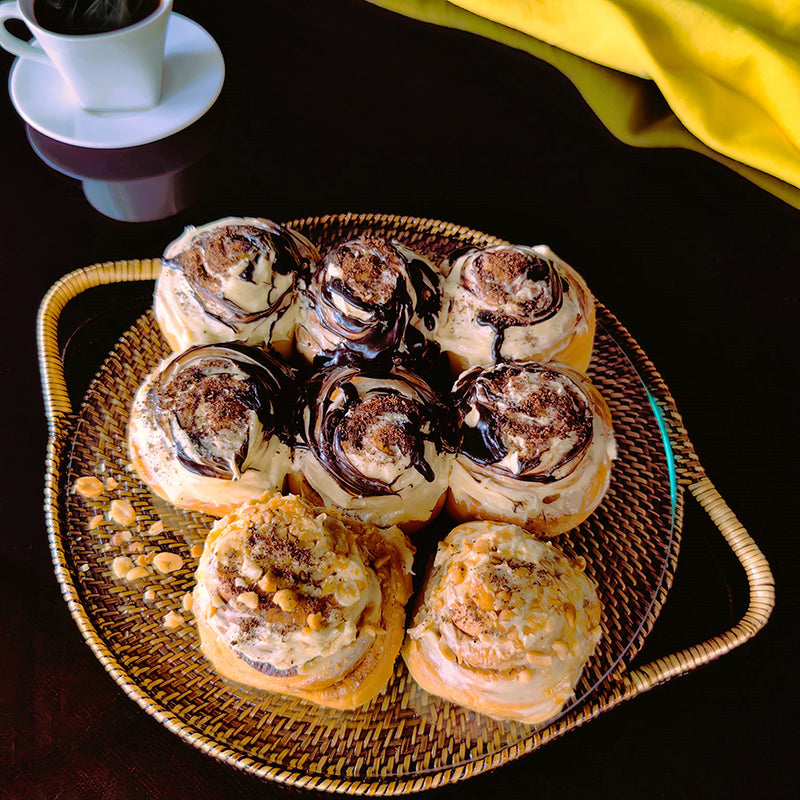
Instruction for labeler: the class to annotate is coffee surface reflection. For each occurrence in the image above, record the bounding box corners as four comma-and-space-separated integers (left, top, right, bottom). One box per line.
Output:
33, 0, 159, 35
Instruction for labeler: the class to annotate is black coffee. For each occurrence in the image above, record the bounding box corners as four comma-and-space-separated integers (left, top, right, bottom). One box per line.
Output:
34, 0, 160, 36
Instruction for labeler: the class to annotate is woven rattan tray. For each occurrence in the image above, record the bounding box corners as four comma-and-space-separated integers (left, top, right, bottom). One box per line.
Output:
38, 213, 775, 794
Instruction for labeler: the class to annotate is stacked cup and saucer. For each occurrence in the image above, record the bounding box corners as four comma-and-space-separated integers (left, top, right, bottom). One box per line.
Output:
0, 0, 225, 220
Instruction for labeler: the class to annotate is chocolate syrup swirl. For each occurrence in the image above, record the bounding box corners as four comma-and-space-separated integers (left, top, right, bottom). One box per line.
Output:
295, 363, 454, 497
452, 362, 593, 483
163, 220, 318, 330
301, 237, 441, 369
146, 342, 297, 479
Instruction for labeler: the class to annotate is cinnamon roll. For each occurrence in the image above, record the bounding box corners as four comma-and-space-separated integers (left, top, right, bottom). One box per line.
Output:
128, 342, 297, 517
193, 493, 415, 710
436, 244, 595, 374
403, 520, 602, 724
448, 361, 616, 536
294, 236, 442, 369
289, 363, 454, 533
154, 217, 319, 355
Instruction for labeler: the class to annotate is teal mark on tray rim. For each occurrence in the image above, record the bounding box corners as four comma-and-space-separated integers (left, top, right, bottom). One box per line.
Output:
646, 388, 678, 517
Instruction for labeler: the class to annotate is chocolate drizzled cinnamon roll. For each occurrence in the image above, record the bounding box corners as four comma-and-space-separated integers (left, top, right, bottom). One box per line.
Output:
436, 244, 595, 374
447, 361, 616, 536
193, 494, 414, 709
128, 342, 298, 516
294, 236, 442, 370
290, 363, 454, 532
154, 217, 319, 355
403, 520, 602, 724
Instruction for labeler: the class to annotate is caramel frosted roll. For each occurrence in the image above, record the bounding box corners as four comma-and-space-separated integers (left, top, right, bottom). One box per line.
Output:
403, 520, 603, 724
128, 342, 297, 517
294, 236, 442, 369
436, 244, 595, 374
193, 494, 414, 710
290, 364, 454, 532
448, 361, 616, 536
154, 217, 319, 355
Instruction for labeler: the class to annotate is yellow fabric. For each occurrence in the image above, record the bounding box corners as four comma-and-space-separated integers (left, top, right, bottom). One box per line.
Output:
367, 0, 800, 208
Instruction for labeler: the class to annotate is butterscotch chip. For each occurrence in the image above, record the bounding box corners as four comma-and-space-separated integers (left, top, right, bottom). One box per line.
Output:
473, 538, 492, 554
125, 566, 150, 581
306, 612, 324, 631
73, 476, 104, 497
128, 541, 144, 553
272, 588, 298, 611
182, 592, 194, 612
237, 591, 259, 610
163, 611, 184, 629
112, 556, 134, 579
88, 514, 105, 530
551, 640, 569, 660
143, 589, 157, 603
148, 520, 164, 536
109, 499, 136, 526
257, 572, 278, 593
104, 477, 119, 490
111, 531, 132, 546
525, 652, 552, 667
190, 544, 204, 559
153, 552, 184, 575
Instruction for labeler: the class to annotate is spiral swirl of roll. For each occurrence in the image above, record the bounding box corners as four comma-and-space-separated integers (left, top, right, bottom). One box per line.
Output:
436, 243, 595, 373
403, 520, 602, 724
154, 217, 319, 355
291, 363, 454, 531
128, 342, 297, 516
295, 236, 442, 369
193, 494, 414, 709
448, 361, 616, 535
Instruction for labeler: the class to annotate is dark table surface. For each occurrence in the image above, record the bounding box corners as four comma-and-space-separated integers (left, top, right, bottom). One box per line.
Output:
2, 1, 798, 798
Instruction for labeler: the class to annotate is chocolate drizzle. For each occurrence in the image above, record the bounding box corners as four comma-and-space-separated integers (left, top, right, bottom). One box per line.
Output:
146, 342, 297, 479
301, 237, 441, 368
296, 363, 453, 497
163, 220, 318, 330
452, 362, 593, 483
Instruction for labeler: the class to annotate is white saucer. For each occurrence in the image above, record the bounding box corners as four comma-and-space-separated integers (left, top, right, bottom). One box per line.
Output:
8, 14, 225, 149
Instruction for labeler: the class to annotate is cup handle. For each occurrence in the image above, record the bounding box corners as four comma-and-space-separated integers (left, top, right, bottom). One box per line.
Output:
0, 1, 51, 63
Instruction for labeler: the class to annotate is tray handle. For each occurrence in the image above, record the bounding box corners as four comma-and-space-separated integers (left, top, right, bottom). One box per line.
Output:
619, 475, 775, 698
37, 260, 161, 428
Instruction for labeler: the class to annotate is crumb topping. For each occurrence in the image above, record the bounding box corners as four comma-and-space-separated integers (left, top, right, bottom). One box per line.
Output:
340, 393, 417, 457
332, 238, 402, 305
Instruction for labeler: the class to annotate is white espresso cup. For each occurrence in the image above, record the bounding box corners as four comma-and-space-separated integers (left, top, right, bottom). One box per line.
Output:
0, 0, 172, 111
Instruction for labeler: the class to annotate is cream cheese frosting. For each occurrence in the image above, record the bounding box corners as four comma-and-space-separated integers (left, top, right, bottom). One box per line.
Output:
403, 520, 603, 724
292, 365, 454, 530
127, 342, 297, 516
436, 244, 595, 372
448, 361, 616, 535
153, 217, 319, 353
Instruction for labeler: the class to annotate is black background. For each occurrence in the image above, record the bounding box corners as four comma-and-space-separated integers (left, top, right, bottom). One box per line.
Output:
1, 1, 798, 798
